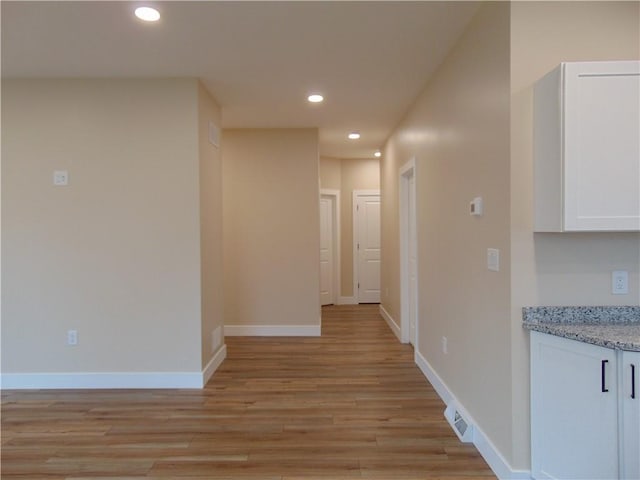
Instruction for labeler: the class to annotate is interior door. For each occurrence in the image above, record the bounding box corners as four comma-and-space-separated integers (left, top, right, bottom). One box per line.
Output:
320, 196, 333, 306
356, 194, 380, 303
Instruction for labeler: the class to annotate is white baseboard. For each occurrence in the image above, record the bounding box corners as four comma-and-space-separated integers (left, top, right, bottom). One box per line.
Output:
414, 349, 531, 480
337, 296, 357, 305
202, 344, 227, 386
379, 304, 402, 342
414, 349, 453, 405
224, 324, 321, 337
1, 346, 229, 390
1, 371, 203, 390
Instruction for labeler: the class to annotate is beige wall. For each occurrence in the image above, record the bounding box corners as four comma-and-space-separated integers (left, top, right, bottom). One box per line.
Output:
320, 157, 380, 298
381, 0, 513, 465
319, 156, 341, 190
382, 2, 639, 471
223, 129, 321, 326
1, 79, 205, 373
197, 82, 224, 368
509, 1, 640, 468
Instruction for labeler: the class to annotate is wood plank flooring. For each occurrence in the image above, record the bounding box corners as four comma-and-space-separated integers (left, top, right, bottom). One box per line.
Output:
1, 304, 495, 479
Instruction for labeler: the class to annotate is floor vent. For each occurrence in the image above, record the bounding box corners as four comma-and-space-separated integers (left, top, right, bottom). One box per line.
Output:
444, 403, 474, 443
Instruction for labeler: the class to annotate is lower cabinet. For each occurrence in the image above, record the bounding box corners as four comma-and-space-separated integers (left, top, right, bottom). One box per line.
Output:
531, 331, 639, 480
620, 350, 640, 480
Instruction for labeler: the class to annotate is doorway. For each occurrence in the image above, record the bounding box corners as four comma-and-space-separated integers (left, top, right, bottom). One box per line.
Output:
353, 190, 381, 304
400, 159, 417, 346
320, 190, 340, 306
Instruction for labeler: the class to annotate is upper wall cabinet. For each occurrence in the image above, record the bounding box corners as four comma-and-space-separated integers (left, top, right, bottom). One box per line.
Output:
534, 61, 640, 232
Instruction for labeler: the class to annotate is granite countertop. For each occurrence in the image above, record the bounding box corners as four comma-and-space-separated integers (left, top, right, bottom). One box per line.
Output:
522, 306, 640, 352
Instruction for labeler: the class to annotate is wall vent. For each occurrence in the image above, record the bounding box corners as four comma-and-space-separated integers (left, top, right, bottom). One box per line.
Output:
444, 403, 474, 443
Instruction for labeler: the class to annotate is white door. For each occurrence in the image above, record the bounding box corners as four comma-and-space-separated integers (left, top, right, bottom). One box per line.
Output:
319, 196, 334, 306
355, 193, 380, 303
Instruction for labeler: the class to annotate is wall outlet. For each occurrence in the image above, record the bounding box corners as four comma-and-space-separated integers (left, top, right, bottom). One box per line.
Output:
612, 270, 629, 295
441, 336, 448, 355
67, 329, 78, 346
53, 170, 69, 186
212, 326, 222, 352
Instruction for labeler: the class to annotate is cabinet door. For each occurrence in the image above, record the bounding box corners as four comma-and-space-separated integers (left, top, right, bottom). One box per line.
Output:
563, 61, 640, 231
531, 331, 619, 479
620, 351, 640, 480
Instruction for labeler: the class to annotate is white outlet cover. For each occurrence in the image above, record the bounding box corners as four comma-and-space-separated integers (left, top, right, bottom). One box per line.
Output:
612, 270, 629, 295
67, 329, 78, 345
212, 327, 222, 351
53, 170, 69, 186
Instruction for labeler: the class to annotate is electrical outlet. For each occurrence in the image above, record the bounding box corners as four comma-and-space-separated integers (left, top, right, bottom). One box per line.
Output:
53, 170, 69, 186
212, 327, 222, 352
612, 270, 629, 295
67, 329, 78, 346
441, 336, 448, 355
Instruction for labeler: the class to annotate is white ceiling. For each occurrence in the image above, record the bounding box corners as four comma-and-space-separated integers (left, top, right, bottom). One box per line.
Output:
1, 1, 479, 159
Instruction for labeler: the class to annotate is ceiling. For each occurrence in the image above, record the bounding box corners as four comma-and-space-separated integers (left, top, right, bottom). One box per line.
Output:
1, 1, 479, 159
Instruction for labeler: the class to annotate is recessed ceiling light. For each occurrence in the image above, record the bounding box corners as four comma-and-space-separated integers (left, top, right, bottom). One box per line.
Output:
307, 94, 324, 103
348, 132, 360, 140
374, 151, 382, 158
135, 6, 160, 22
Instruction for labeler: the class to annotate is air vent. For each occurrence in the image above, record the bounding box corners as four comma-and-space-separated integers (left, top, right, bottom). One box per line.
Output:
208, 121, 220, 148
444, 403, 474, 443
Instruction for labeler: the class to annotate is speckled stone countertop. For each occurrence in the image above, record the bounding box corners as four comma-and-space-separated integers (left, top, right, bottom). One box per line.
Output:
523, 306, 640, 352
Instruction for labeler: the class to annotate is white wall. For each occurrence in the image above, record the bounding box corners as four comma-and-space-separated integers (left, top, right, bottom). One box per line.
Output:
1, 79, 209, 378
222, 129, 321, 329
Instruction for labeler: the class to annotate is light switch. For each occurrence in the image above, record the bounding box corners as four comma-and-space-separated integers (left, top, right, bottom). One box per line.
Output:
53, 170, 69, 186
487, 248, 499, 272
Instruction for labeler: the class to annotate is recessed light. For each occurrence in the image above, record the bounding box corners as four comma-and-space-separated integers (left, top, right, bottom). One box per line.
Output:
135, 6, 160, 22
374, 151, 382, 158
348, 132, 360, 140
308, 94, 324, 103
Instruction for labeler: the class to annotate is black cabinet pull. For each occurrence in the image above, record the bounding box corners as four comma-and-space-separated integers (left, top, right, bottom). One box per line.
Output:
632, 364, 636, 399
601, 360, 609, 392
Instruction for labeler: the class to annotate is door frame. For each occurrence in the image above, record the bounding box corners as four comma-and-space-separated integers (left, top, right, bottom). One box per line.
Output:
320, 189, 340, 305
353, 189, 381, 304
399, 158, 418, 345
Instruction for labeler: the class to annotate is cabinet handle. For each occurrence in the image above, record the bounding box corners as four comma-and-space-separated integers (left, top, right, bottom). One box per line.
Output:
601, 360, 609, 392
632, 364, 636, 400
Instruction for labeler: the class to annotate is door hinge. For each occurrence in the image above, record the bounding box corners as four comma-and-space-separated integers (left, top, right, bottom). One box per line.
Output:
358, 282, 360, 290
357, 243, 360, 250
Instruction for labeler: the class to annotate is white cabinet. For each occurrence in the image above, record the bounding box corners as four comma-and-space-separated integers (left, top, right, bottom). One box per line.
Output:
534, 61, 640, 232
531, 331, 619, 479
620, 351, 640, 480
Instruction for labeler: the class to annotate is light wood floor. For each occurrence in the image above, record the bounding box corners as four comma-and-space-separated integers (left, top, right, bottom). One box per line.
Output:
1, 304, 495, 479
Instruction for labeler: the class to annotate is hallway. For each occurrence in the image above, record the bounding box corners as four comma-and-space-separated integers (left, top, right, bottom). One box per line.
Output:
1, 305, 495, 479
